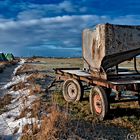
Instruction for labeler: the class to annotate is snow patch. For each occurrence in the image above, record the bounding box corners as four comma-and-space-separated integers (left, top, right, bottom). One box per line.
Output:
3, 74, 30, 89
0, 58, 38, 140
13, 59, 25, 75
0, 88, 37, 140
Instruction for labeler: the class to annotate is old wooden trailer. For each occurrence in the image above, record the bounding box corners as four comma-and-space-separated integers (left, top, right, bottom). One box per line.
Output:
54, 23, 140, 120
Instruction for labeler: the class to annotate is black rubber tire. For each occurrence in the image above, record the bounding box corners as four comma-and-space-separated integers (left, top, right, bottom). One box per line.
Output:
136, 84, 140, 106
138, 93, 140, 106
63, 79, 83, 102
89, 86, 109, 121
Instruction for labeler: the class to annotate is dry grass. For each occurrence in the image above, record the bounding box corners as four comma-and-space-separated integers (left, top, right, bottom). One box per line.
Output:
7, 57, 140, 139
21, 106, 69, 140
0, 61, 16, 67
24, 57, 83, 77
0, 59, 18, 73
0, 61, 8, 66
17, 77, 69, 140
26, 57, 41, 63
0, 94, 13, 114
30, 99, 41, 118
29, 84, 42, 95
15, 107, 31, 120
37, 108, 68, 140
15, 64, 35, 75
11, 82, 26, 91
16, 98, 42, 120
27, 72, 47, 83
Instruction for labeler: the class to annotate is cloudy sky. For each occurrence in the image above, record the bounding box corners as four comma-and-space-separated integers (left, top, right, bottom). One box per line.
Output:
0, 0, 140, 57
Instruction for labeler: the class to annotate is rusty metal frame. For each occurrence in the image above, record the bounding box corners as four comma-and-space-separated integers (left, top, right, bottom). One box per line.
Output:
55, 68, 118, 90
54, 66, 140, 92
134, 56, 140, 73
54, 65, 140, 104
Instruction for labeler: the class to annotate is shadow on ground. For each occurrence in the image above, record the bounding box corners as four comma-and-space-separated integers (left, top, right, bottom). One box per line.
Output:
109, 107, 140, 119
67, 119, 131, 140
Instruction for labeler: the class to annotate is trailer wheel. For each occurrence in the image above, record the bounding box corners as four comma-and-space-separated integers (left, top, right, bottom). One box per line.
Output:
63, 79, 83, 102
90, 86, 109, 121
138, 93, 140, 106
136, 84, 140, 106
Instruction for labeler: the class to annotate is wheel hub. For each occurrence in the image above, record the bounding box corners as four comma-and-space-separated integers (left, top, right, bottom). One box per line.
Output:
67, 82, 78, 99
93, 94, 102, 114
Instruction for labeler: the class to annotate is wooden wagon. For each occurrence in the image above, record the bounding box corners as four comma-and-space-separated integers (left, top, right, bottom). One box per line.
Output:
54, 24, 140, 120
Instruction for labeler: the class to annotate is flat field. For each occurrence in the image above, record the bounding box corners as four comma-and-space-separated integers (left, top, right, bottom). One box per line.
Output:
1, 57, 140, 140
25, 57, 140, 138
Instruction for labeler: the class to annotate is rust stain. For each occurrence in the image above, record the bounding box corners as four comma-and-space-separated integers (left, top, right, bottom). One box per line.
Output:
82, 23, 140, 79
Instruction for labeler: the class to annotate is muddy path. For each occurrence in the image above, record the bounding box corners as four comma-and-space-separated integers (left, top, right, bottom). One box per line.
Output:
0, 63, 19, 139
0, 64, 18, 97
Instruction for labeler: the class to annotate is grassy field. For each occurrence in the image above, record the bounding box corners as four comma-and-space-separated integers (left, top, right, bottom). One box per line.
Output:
25, 57, 83, 76
2, 57, 138, 139
24, 57, 140, 136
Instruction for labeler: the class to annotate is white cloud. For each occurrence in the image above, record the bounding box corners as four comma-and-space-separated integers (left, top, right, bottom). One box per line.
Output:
0, 14, 140, 56
17, 9, 45, 20
59, 1, 76, 12
17, 0, 87, 21
0, 15, 108, 30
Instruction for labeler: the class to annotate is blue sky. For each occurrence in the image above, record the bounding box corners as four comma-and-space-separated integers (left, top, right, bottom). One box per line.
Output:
0, 0, 140, 57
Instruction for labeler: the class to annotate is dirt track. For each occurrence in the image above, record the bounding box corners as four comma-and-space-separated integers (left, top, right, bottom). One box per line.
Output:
0, 64, 17, 97
0, 63, 18, 139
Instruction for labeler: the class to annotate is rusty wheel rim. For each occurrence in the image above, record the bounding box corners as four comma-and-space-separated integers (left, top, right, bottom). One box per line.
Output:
93, 94, 102, 114
67, 82, 78, 99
